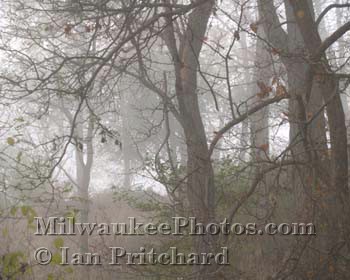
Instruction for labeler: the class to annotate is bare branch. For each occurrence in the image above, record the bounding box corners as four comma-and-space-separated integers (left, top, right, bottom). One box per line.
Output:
209, 93, 289, 156
316, 3, 350, 27
314, 21, 350, 60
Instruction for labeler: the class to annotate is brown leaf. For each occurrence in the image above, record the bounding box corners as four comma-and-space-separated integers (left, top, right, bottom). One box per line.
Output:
257, 81, 272, 93
257, 92, 265, 99
276, 84, 287, 97
307, 112, 313, 120
271, 47, 280, 55
259, 143, 269, 152
64, 24, 72, 35
250, 22, 258, 33
256, 81, 272, 99
272, 76, 279, 86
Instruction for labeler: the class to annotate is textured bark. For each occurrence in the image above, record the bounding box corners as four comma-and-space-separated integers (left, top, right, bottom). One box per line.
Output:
179, 1, 215, 219
250, 26, 272, 280
283, 3, 325, 242
58, 97, 94, 280
284, 0, 327, 155
250, 29, 270, 166
288, 0, 350, 277
258, 0, 327, 155
163, 0, 217, 278
287, 0, 349, 232
258, 0, 350, 277
334, 0, 350, 145
316, 0, 350, 128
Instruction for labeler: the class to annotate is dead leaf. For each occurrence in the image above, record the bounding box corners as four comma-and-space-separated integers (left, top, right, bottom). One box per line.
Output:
259, 143, 269, 152
256, 81, 272, 99
307, 112, 313, 120
250, 22, 258, 33
271, 48, 280, 55
276, 84, 287, 97
64, 24, 72, 35
272, 76, 279, 86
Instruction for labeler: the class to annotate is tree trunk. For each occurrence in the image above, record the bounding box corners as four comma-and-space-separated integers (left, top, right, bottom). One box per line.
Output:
163, 1, 217, 278
288, 0, 350, 277
249, 24, 273, 280
258, 0, 350, 277
239, 25, 252, 162
121, 92, 132, 189
75, 113, 94, 280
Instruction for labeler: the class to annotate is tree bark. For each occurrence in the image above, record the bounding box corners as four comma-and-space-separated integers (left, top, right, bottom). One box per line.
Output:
250, 25, 272, 280
258, 0, 350, 277
288, 0, 350, 277
163, 0, 217, 278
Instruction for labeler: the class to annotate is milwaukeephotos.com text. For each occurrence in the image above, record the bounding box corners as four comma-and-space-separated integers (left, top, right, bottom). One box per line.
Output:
34, 217, 316, 236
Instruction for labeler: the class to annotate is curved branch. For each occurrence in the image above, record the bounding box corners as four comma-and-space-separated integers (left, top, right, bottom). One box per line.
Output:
314, 21, 350, 60
316, 3, 350, 27
209, 93, 289, 156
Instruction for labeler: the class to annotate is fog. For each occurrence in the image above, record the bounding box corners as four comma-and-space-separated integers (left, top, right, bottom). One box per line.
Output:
0, 0, 350, 279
